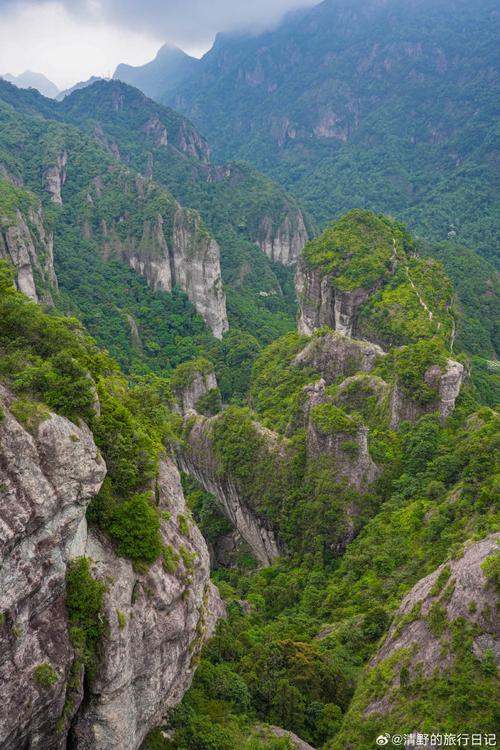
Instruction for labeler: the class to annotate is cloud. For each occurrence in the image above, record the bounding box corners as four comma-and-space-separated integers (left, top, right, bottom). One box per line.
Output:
0, 0, 317, 89
0, 0, 317, 50
0, 2, 161, 88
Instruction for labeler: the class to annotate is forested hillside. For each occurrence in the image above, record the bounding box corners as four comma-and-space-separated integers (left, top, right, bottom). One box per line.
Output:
0, 10, 498, 748
0, 78, 315, 388
142, 212, 499, 750
1, 208, 498, 749
127, 0, 500, 358
161, 0, 499, 257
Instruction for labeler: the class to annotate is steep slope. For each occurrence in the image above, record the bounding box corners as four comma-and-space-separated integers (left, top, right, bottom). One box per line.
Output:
147, 211, 498, 750
0, 78, 314, 345
0, 83, 229, 345
296, 210, 455, 347
172, 214, 465, 568
124, 0, 500, 356
334, 535, 499, 749
0, 266, 224, 749
162, 0, 499, 262
0, 180, 57, 303
55, 80, 313, 341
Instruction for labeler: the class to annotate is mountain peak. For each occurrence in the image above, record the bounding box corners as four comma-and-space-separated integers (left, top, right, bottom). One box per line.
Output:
113, 42, 198, 100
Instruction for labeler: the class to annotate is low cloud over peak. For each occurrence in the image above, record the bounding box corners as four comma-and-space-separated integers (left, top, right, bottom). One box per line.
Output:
0, 0, 317, 49
0, 0, 316, 88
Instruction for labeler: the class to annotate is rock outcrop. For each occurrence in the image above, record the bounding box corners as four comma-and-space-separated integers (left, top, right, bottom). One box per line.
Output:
259, 725, 317, 750
0, 389, 223, 750
296, 261, 377, 337
257, 210, 309, 265
171, 361, 218, 415
293, 330, 385, 384
0, 386, 106, 750
389, 358, 464, 428
112, 205, 228, 339
303, 380, 380, 491
364, 534, 500, 717
176, 415, 282, 566
44, 151, 68, 205
171, 208, 228, 339
71, 457, 224, 750
0, 199, 58, 303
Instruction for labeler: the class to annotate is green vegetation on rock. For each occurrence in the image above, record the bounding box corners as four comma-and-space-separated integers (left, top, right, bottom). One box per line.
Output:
33, 663, 59, 688
65, 557, 106, 683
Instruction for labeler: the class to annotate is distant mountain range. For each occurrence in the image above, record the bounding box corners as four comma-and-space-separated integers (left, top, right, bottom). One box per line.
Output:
1, 70, 59, 98
110, 0, 499, 357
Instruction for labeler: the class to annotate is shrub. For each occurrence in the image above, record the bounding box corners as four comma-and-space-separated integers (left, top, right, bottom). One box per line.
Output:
33, 663, 58, 687
311, 403, 361, 435
9, 398, 50, 431
195, 387, 222, 416
170, 358, 214, 392
116, 610, 127, 630
481, 552, 500, 593
65, 557, 106, 683
163, 544, 180, 574
109, 493, 162, 565
177, 513, 190, 537
393, 339, 447, 404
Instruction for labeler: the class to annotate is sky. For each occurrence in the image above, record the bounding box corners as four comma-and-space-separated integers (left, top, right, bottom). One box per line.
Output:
0, 0, 317, 90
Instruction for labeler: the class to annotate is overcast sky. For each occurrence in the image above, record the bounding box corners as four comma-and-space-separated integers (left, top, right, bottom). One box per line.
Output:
0, 0, 316, 89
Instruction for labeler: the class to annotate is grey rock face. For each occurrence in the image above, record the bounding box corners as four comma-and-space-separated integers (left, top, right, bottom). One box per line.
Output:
126, 207, 228, 338
364, 534, 500, 716
437, 359, 464, 420
176, 416, 282, 566
0, 389, 223, 750
143, 115, 168, 147
0, 204, 58, 303
296, 261, 377, 337
127, 213, 173, 292
171, 208, 228, 339
71, 457, 224, 750
257, 211, 309, 265
44, 151, 68, 205
389, 358, 464, 428
294, 330, 385, 384
173, 369, 218, 416
260, 725, 317, 750
304, 380, 379, 491
296, 264, 336, 335
0, 386, 106, 750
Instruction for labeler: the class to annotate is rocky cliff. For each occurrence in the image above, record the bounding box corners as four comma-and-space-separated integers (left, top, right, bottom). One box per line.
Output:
0, 385, 106, 750
0, 388, 222, 750
366, 535, 499, 719
176, 414, 282, 566
256, 210, 309, 266
71, 458, 224, 750
296, 261, 377, 338
170, 208, 228, 339
293, 330, 385, 384
389, 358, 464, 428
290, 329, 463, 430
89, 178, 229, 339
304, 379, 380, 492
171, 359, 219, 416
45, 150, 68, 205
0, 183, 58, 303
296, 210, 454, 349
